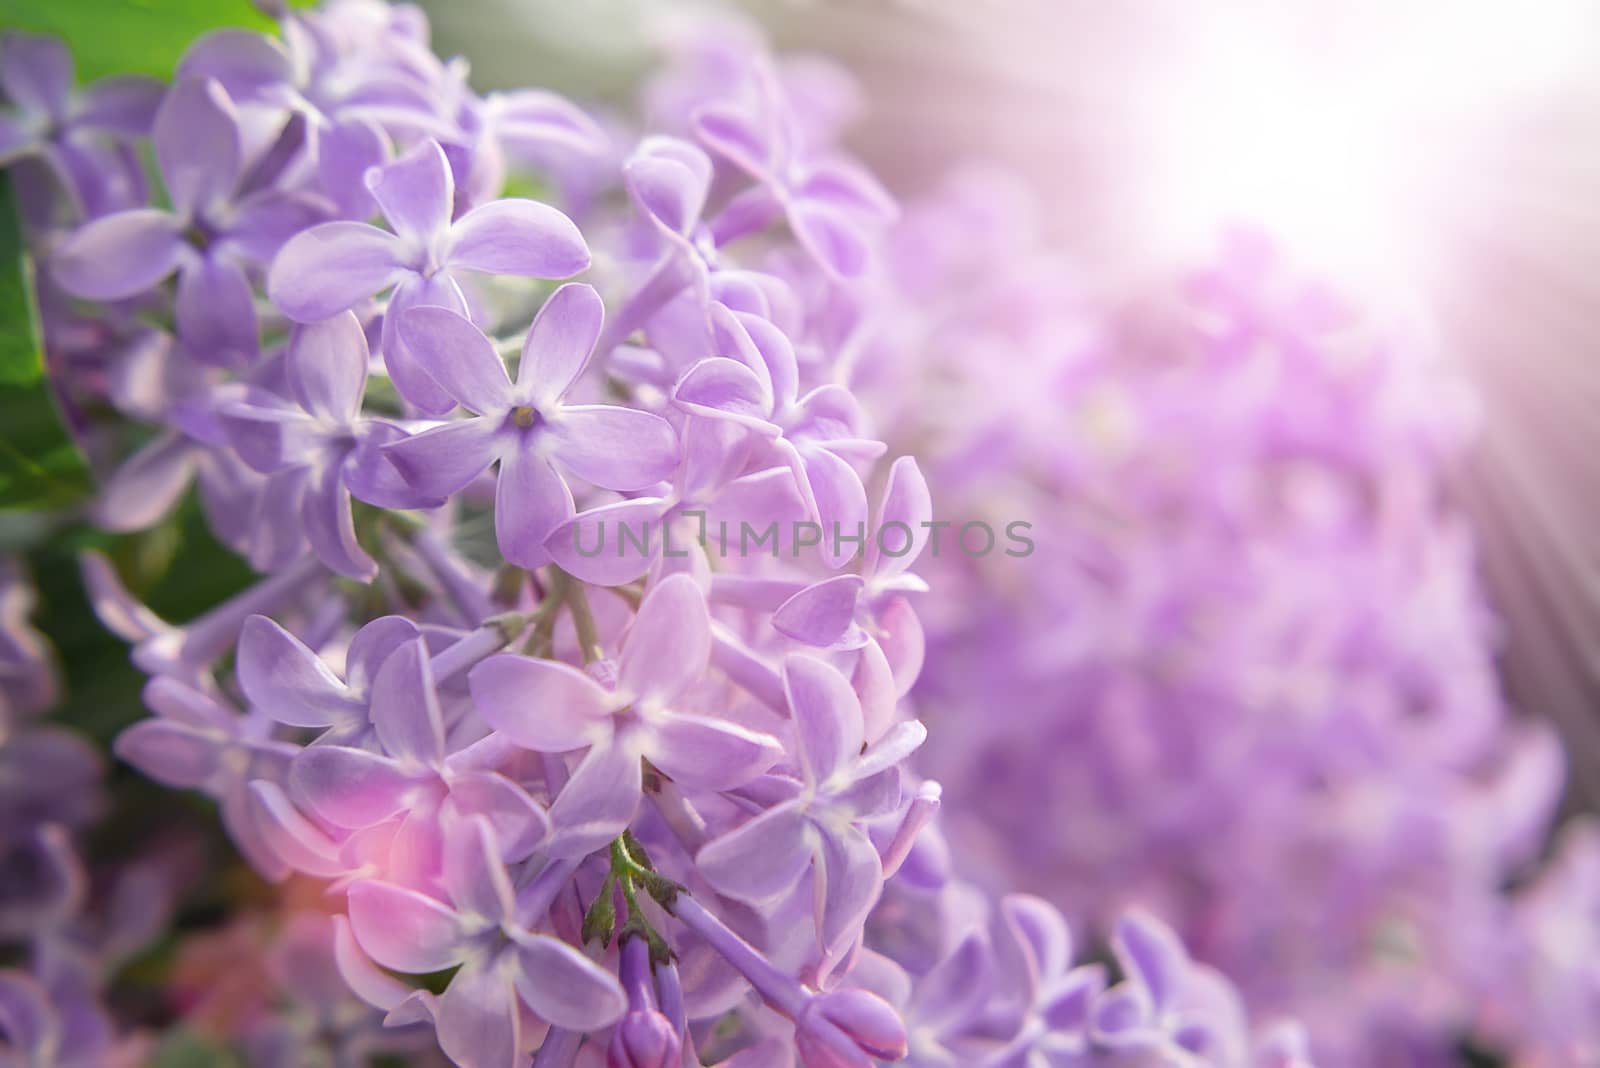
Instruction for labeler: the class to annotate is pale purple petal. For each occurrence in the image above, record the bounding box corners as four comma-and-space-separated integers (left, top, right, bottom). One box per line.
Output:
396, 305, 512, 414
346, 880, 466, 974
672, 357, 774, 429
494, 446, 573, 569
333, 916, 412, 1011
383, 418, 505, 499
773, 575, 863, 647
154, 77, 241, 217
176, 28, 293, 104
692, 104, 773, 178
695, 801, 816, 902
287, 311, 368, 424
302, 463, 376, 581
515, 281, 603, 405
52, 209, 184, 300
290, 745, 415, 828
435, 958, 521, 1068
618, 573, 710, 703
369, 637, 445, 767
510, 931, 628, 1031
543, 496, 671, 587
448, 198, 590, 278
445, 770, 551, 862
367, 139, 453, 244
801, 446, 869, 569
315, 118, 389, 220
0, 970, 55, 1057
174, 255, 258, 367
551, 406, 678, 491
1, 33, 72, 120
72, 76, 164, 136
246, 780, 348, 879
646, 713, 781, 791
378, 269, 469, 415
624, 137, 712, 236
789, 200, 871, 280
1113, 909, 1189, 1015
783, 654, 864, 787
237, 614, 357, 728
547, 740, 640, 859
92, 433, 197, 532
468, 653, 610, 752
815, 824, 883, 955
112, 719, 220, 789
865, 456, 932, 581
441, 816, 514, 924
267, 221, 405, 322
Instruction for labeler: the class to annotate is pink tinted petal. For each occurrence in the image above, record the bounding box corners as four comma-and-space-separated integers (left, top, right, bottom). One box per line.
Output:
494, 446, 573, 569
175, 256, 258, 367
695, 801, 815, 902
347, 880, 466, 974
782, 654, 864, 787
448, 198, 590, 278
672, 357, 774, 428
289, 745, 415, 828
616, 573, 710, 702
366, 139, 453, 244
246, 780, 348, 879
441, 816, 514, 924
551, 406, 679, 491
445, 770, 551, 861
773, 575, 863, 647
112, 719, 220, 788
795, 159, 897, 222
383, 418, 504, 499
154, 77, 241, 217
73, 76, 165, 136
334, 915, 412, 1011
92, 433, 197, 532
510, 932, 628, 1031
543, 496, 671, 587
52, 209, 184, 300
369, 637, 445, 767
646, 713, 781, 792
378, 269, 467, 415
468, 653, 610, 752
547, 740, 640, 859
435, 959, 521, 1068
516, 281, 603, 405
2, 33, 71, 119
267, 221, 405, 322
303, 464, 376, 581
396, 305, 511, 414
865, 457, 932, 581
287, 311, 368, 424
237, 614, 355, 728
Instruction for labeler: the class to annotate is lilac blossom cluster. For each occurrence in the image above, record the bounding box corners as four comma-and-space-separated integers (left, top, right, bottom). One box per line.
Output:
2, 5, 1309, 1067
877, 171, 1598, 1065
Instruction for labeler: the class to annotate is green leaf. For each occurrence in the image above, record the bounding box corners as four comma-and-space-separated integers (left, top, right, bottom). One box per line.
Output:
0, 175, 90, 510
0, 0, 277, 83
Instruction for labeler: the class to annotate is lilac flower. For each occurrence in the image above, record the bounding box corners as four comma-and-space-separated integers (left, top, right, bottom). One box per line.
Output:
267, 139, 590, 412
695, 653, 924, 960
345, 817, 625, 1067
0, 32, 162, 218
384, 283, 679, 567
52, 78, 324, 366
470, 574, 781, 856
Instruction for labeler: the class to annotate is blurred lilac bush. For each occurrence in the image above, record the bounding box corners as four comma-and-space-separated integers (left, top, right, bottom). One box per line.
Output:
0, 2, 1592, 1067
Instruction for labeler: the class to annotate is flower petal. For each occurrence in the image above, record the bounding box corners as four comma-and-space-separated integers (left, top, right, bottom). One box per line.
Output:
695, 801, 816, 903
515, 281, 603, 405
468, 653, 610, 752
396, 304, 512, 415
865, 456, 931, 582
782, 654, 864, 788
289, 745, 414, 829
441, 816, 515, 925
346, 880, 466, 974
552, 406, 679, 491
154, 77, 241, 218
237, 614, 358, 728
617, 572, 710, 702
510, 931, 628, 1031
287, 311, 368, 424
92, 433, 197, 532
369, 637, 445, 767
175, 255, 258, 367
445, 770, 551, 862
367, 139, 452, 245
494, 446, 573, 569
547, 740, 640, 859
383, 417, 504, 499
246, 780, 348, 879
435, 957, 522, 1068
72, 76, 165, 137
377, 269, 467, 415
112, 719, 220, 789
303, 463, 377, 582
773, 575, 863, 647
646, 713, 782, 792
448, 198, 590, 279
624, 137, 712, 236
267, 221, 405, 322
1, 33, 72, 120
672, 357, 774, 427
52, 209, 184, 300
